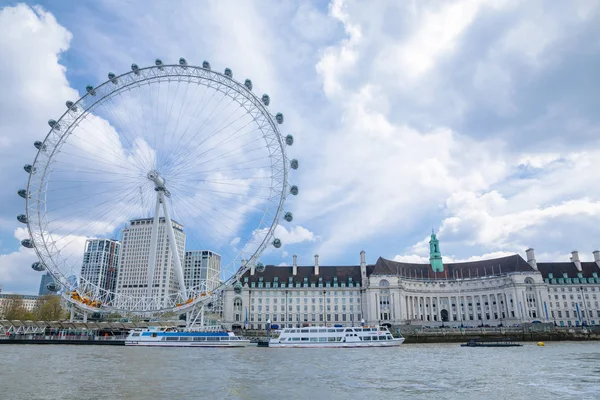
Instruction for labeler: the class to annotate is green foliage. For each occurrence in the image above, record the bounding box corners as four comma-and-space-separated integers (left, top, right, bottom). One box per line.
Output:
4, 296, 34, 320
34, 295, 66, 321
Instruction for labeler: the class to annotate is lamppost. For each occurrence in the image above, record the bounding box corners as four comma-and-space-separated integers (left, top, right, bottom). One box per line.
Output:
266, 319, 271, 337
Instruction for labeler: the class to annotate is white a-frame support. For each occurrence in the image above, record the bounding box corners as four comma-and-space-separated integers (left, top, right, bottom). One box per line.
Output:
146, 172, 188, 304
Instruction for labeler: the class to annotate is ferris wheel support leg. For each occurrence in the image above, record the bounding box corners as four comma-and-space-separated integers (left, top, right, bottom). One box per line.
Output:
70, 304, 74, 322
146, 192, 162, 305
159, 191, 188, 300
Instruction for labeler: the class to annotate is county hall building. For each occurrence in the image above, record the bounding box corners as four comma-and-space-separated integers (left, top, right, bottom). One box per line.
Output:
222, 233, 600, 330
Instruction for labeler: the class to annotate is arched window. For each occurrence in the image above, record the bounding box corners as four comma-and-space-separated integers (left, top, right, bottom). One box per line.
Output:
233, 298, 243, 322
379, 279, 389, 287
524, 277, 534, 285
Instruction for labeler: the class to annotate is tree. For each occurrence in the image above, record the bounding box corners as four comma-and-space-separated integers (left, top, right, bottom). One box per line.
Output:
3, 296, 33, 320
34, 295, 65, 321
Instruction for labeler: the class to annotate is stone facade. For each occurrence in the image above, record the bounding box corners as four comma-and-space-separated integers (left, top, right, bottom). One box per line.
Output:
221, 244, 600, 330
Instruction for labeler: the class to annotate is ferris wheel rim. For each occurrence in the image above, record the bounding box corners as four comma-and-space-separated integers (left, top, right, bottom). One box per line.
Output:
24, 62, 291, 313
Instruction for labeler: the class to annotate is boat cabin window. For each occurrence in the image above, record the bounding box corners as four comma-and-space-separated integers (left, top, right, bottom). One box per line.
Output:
344, 328, 353, 332
193, 337, 206, 341
132, 333, 140, 337
318, 329, 326, 333
166, 337, 178, 341
363, 336, 371, 341
327, 329, 336, 332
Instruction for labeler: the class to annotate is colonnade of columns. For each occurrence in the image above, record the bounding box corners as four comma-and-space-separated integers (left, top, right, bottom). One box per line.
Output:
403, 292, 521, 324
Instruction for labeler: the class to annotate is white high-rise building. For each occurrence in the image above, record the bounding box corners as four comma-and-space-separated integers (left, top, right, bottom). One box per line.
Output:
184, 250, 221, 292
80, 239, 120, 296
116, 217, 186, 308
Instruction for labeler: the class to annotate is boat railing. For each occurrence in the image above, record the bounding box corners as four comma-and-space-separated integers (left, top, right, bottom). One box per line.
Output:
185, 325, 223, 332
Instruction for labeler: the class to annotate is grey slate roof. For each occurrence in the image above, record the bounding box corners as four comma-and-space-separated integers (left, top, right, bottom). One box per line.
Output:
241, 256, 600, 283
242, 265, 362, 285
369, 254, 535, 278
537, 262, 600, 279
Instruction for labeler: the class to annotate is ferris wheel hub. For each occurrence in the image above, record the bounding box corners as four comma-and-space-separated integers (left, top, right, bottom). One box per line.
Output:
147, 170, 166, 190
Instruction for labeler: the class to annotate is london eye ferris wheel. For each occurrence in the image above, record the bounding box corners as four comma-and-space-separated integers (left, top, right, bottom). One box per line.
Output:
18, 58, 298, 314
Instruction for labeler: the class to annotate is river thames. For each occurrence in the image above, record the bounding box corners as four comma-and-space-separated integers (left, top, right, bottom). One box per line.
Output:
1, 341, 599, 399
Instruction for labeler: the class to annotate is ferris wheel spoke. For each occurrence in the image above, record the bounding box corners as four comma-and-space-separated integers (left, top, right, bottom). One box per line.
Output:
47, 185, 142, 252
157, 80, 190, 169
170, 118, 258, 174
165, 90, 231, 165
170, 101, 250, 165
169, 183, 272, 213
102, 95, 154, 173
70, 114, 144, 172
170, 135, 267, 178
164, 83, 216, 160
48, 198, 142, 278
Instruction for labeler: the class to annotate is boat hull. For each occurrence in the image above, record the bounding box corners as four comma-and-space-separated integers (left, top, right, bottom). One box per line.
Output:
125, 340, 249, 347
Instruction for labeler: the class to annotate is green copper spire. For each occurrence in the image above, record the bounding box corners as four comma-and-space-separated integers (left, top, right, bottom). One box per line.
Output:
429, 230, 444, 272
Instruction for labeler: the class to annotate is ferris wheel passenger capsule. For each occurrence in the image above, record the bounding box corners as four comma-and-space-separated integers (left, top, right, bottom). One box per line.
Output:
234, 282, 243, 294
224, 68, 233, 78
284, 212, 293, 222
290, 159, 299, 170
131, 63, 140, 74
285, 134, 294, 146
24, 164, 34, 174
275, 113, 284, 124
244, 79, 253, 91
202, 61, 211, 70
31, 262, 45, 272
18, 189, 28, 199
272, 239, 282, 249
46, 282, 60, 292
34, 141, 46, 151
65, 101, 78, 112
17, 214, 28, 224
290, 185, 298, 196
86, 85, 96, 96
179, 58, 188, 67
108, 72, 118, 84
256, 262, 266, 273
262, 94, 270, 106
155, 59, 164, 70
21, 239, 34, 248
48, 119, 60, 130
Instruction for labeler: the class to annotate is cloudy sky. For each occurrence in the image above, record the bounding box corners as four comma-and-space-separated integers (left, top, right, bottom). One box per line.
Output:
1, 0, 600, 295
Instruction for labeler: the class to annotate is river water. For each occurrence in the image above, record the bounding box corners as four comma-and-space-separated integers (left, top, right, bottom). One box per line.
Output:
1, 342, 599, 399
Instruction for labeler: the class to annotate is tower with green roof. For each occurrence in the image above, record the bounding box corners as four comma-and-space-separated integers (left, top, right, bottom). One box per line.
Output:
429, 230, 444, 272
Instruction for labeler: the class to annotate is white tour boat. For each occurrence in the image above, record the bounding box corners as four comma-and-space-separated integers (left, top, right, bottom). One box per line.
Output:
269, 326, 404, 348
124, 326, 250, 347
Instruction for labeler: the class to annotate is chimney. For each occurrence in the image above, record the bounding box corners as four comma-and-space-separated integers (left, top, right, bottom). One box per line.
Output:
314, 254, 319, 275
360, 250, 367, 286
593, 250, 600, 268
293, 254, 297, 276
244, 259, 254, 275
525, 248, 537, 270
570, 251, 582, 272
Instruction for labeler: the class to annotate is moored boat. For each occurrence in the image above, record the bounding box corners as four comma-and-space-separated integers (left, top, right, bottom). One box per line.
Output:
460, 338, 522, 347
269, 326, 404, 348
124, 326, 249, 347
